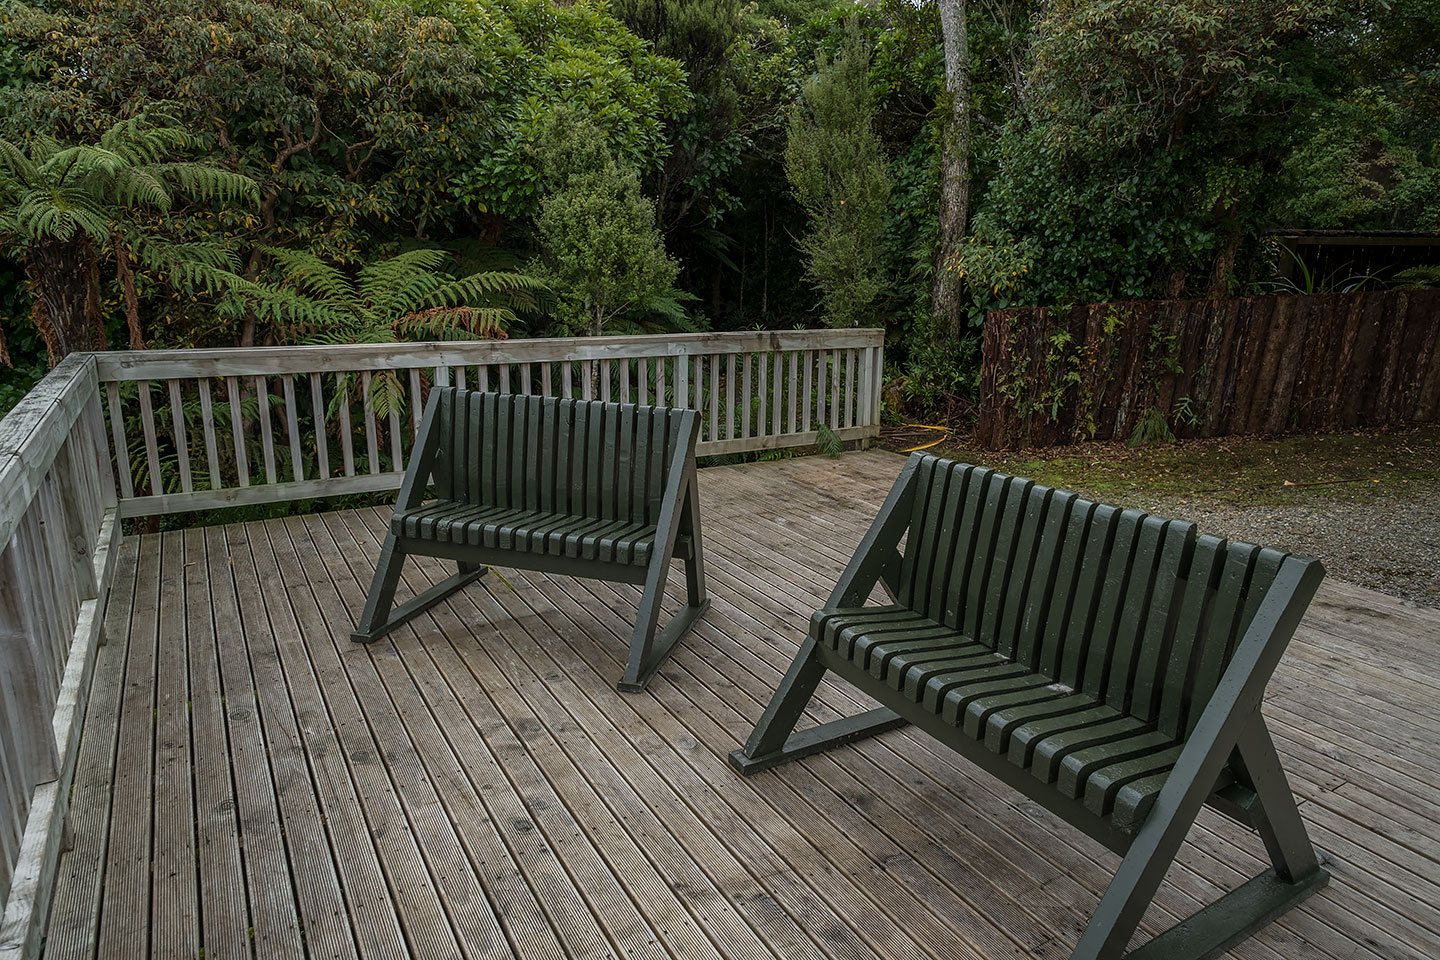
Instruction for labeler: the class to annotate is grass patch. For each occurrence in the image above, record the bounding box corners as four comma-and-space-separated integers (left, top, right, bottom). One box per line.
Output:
884, 424, 1440, 508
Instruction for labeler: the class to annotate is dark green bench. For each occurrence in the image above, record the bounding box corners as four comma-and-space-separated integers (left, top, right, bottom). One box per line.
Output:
352, 387, 709, 691
730, 453, 1328, 960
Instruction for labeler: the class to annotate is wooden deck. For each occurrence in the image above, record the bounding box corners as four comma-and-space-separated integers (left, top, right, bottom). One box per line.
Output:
41, 451, 1440, 960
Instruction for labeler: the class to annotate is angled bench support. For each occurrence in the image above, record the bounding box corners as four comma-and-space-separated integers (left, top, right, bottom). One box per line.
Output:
350, 532, 489, 643
1069, 558, 1328, 960
621, 454, 710, 691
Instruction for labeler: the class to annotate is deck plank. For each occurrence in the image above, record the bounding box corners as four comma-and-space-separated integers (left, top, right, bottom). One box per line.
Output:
44, 450, 1440, 960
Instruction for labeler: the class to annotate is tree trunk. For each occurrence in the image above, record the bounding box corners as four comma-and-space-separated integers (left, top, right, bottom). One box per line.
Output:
1206, 232, 1243, 299
31, 236, 104, 363
933, 0, 972, 342
115, 239, 145, 350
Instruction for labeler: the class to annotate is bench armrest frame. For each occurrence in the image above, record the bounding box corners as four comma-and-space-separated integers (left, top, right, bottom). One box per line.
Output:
826, 454, 923, 608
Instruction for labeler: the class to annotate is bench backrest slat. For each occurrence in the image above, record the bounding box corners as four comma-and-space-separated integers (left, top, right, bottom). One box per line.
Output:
430, 389, 691, 526
894, 456, 1302, 735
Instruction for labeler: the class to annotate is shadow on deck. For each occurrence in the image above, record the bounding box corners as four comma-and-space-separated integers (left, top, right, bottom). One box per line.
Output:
43, 451, 1440, 960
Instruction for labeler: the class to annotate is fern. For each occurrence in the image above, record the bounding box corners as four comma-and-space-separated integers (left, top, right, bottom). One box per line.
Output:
815, 423, 844, 458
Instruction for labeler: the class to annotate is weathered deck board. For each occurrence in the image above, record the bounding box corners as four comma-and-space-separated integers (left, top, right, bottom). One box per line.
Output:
44, 451, 1440, 960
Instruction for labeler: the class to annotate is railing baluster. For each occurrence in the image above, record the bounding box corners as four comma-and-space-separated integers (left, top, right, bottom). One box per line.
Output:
225, 376, 249, 487
708, 355, 719, 442
166, 379, 193, 494
312, 372, 330, 481
542, 362, 553, 398
802, 350, 814, 434
755, 353, 766, 437
105, 382, 135, 499
840, 345, 852, 428
787, 352, 798, 435
253, 376, 278, 485
619, 359, 630, 405
360, 371, 380, 475
582, 360, 594, 401
281, 373, 303, 483
135, 380, 164, 497
771, 350, 782, 437
409, 368, 423, 437
675, 355, 687, 410
600, 359, 611, 402
829, 349, 841, 428
637, 357, 648, 406
726, 353, 736, 441
656, 356, 665, 405
338, 375, 355, 478
498, 364, 509, 394
198, 378, 221, 490
520, 362, 531, 396
388, 403, 404, 473
562, 361, 573, 399
741, 353, 752, 439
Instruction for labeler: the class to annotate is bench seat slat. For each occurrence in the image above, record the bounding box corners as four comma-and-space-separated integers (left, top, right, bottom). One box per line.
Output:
393, 502, 696, 567
809, 598, 1197, 837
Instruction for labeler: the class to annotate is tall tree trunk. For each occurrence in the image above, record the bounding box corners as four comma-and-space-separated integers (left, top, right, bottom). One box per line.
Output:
115, 238, 145, 350
31, 236, 104, 363
933, 0, 972, 342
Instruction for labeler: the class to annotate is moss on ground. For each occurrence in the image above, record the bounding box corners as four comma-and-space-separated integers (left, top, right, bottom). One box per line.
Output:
881, 424, 1440, 508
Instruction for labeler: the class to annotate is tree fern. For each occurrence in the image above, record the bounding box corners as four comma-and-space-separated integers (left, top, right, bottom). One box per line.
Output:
0, 114, 260, 359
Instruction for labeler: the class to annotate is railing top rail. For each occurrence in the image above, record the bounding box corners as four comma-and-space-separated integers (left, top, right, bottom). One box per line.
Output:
94, 329, 885, 382
0, 353, 97, 550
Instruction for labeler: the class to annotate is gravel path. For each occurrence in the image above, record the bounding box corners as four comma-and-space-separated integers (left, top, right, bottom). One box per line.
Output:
1086, 486, 1440, 608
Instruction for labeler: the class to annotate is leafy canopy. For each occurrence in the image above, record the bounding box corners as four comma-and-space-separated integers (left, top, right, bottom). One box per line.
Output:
785, 22, 892, 328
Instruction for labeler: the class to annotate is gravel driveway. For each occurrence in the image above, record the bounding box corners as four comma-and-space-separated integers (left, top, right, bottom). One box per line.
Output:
1107, 487, 1440, 608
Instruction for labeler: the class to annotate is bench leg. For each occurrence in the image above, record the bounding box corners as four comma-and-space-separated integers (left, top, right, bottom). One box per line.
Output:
618, 555, 710, 693
351, 534, 488, 643
1071, 718, 1327, 960
618, 486, 711, 693
728, 638, 907, 775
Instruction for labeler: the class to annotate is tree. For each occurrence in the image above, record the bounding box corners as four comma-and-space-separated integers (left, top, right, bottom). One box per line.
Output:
0, 117, 256, 361
530, 111, 684, 337
932, 0, 971, 340
784, 23, 892, 328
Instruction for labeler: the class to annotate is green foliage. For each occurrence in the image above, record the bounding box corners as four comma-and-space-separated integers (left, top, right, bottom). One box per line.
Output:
815, 422, 843, 457
242, 246, 543, 345
784, 22, 892, 328
529, 111, 686, 336
0, 114, 259, 355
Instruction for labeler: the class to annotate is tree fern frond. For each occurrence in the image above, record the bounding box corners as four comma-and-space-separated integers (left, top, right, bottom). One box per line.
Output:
154, 163, 258, 205
110, 169, 174, 211
0, 139, 39, 185
414, 270, 548, 310
261, 245, 361, 307
394, 305, 514, 340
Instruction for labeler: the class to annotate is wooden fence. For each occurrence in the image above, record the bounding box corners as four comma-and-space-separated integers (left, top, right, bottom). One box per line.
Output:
95, 329, 884, 517
0, 355, 119, 959
976, 290, 1440, 448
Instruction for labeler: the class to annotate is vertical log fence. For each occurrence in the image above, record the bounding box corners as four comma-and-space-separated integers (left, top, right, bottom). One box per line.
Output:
977, 290, 1440, 448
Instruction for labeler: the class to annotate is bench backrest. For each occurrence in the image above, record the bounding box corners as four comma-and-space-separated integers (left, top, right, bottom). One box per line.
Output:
427, 388, 697, 527
896, 455, 1297, 740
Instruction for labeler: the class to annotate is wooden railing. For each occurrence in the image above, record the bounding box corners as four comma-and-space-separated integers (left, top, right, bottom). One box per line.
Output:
94, 329, 885, 517
0, 328, 882, 952
0, 355, 119, 959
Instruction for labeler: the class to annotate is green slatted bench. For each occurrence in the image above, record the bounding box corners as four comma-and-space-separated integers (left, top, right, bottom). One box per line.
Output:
352, 387, 709, 692
730, 453, 1329, 960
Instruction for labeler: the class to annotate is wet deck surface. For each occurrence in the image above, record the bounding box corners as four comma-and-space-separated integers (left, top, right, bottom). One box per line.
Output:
45, 450, 1440, 959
